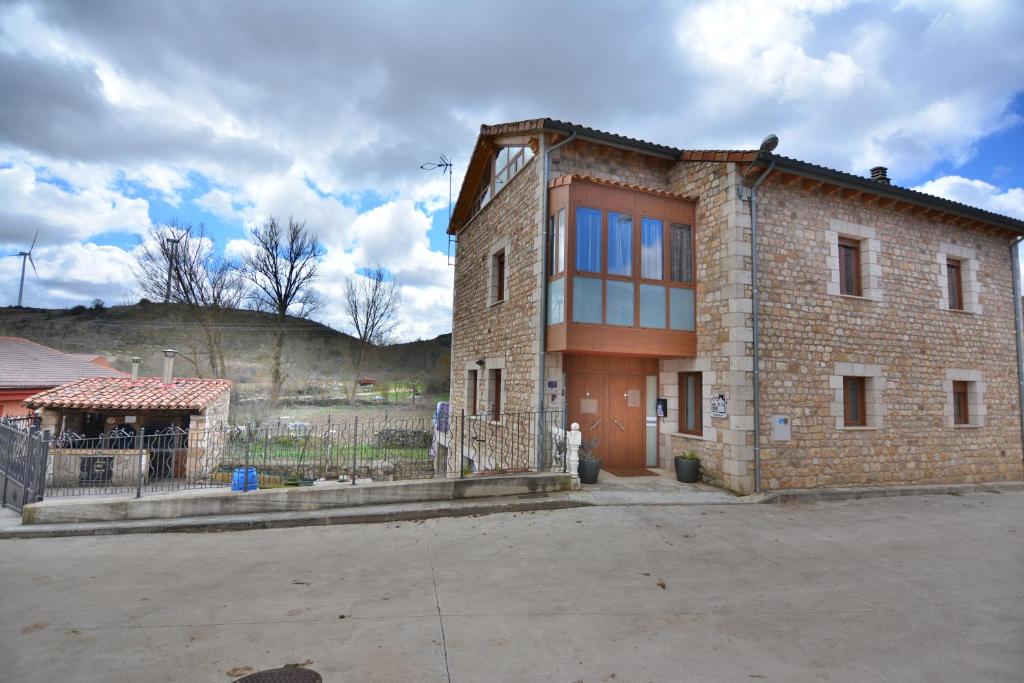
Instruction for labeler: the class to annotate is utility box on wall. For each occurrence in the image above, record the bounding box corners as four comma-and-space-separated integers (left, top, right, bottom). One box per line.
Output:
770, 415, 791, 442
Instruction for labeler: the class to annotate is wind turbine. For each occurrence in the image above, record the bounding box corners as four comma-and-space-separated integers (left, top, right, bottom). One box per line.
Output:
11, 229, 39, 307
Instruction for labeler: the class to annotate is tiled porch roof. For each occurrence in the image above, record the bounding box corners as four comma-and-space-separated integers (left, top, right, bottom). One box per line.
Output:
24, 376, 232, 411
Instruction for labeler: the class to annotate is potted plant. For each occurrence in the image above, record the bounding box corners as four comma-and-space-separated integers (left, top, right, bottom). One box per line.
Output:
577, 438, 601, 484
674, 451, 700, 483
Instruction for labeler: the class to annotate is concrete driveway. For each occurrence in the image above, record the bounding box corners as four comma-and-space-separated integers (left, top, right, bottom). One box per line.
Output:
0, 491, 1020, 682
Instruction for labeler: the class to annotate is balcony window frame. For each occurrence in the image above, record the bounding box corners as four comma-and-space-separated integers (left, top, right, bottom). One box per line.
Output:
553, 197, 696, 330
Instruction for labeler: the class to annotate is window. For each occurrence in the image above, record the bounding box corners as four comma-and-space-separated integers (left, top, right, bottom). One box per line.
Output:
641, 218, 664, 279
952, 381, 969, 425
947, 258, 963, 311
495, 252, 505, 302
489, 248, 507, 306
572, 276, 603, 323
466, 370, 478, 416
547, 279, 564, 324
670, 223, 693, 283
488, 368, 502, 418
606, 280, 634, 326
838, 237, 862, 296
576, 206, 602, 272
679, 372, 703, 435
607, 212, 633, 276
547, 209, 566, 276
474, 145, 534, 212
639, 284, 666, 328
843, 376, 866, 427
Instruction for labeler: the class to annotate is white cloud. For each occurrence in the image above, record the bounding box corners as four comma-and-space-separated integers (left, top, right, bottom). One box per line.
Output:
1, 0, 1023, 341
0, 241, 137, 308
913, 176, 1024, 219
0, 160, 151, 245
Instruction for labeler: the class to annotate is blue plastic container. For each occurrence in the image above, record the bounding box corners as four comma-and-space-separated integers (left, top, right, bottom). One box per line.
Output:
231, 466, 259, 492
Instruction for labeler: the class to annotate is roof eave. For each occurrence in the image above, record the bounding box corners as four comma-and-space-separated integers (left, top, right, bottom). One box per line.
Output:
762, 154, 1024, 234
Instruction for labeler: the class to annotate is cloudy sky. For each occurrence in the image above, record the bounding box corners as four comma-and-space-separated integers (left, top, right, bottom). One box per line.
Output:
1, 0, 1022, 340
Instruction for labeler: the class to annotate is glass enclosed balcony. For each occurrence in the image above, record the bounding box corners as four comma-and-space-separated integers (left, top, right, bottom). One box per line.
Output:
545, 176, 697, 357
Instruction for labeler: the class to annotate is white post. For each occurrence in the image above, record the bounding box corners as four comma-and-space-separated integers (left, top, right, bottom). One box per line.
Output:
566, 422, 581, 479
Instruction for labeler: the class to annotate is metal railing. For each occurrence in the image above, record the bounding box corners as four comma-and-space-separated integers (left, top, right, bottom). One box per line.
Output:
31, 409, 566, 499
0, 421, 49, 512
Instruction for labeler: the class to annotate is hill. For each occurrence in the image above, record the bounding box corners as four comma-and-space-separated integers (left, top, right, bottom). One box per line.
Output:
0, 302, 451, 399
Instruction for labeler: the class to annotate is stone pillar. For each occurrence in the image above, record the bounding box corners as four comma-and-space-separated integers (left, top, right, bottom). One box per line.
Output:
566, 422, 581, 480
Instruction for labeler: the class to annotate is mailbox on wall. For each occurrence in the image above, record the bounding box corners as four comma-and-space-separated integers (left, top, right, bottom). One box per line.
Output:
770, 415, 791, 442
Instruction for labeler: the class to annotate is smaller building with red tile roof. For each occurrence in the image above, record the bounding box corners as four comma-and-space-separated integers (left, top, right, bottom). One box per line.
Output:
0, 337, 125, 417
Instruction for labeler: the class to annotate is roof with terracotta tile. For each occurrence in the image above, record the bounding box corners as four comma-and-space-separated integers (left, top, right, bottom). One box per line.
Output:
549, 173, 696, 201
24, 376, 232, 411
450, 117, 1024, 235
0, 337, 125, 390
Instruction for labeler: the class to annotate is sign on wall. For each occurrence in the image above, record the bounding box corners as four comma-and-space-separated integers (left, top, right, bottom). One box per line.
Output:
710, 393, 728, 419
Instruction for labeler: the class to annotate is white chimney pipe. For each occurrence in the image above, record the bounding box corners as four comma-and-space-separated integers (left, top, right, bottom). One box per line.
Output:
162, 349, 176, 384
131, 357, 141, 381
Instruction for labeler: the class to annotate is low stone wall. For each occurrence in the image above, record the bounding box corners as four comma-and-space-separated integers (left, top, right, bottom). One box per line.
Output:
22, 472, 579, 524
48, 449, 149, 487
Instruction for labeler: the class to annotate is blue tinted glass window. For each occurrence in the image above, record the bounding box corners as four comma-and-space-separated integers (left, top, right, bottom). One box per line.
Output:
641, 218, 663, 279
639, 284, 666, 328
575, 207, 602, 273
606, 281, 634, 326
607, 212, 632, 276
572, 277, 602, 324
669, 287, 695, 331
547, 279, 564, 325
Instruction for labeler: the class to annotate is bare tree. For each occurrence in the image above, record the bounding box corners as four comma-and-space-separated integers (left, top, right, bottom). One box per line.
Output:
343, 265, 402, 404
134, 221, 245, 377
240, 216, 323, 406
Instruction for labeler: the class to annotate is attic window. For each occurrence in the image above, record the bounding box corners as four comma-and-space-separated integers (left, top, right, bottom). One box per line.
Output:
473, 145, 534, 214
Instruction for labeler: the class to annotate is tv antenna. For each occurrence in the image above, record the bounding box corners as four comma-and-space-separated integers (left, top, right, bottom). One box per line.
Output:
9, 228, 39, 307
420, 153, 456, 265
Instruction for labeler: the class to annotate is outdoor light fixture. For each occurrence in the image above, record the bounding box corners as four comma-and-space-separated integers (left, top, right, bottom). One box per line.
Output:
475, 358, 485, 367
759, 134, 779, 153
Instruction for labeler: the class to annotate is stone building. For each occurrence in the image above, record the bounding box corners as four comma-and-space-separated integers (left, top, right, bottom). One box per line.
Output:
447, 118, 1024, 493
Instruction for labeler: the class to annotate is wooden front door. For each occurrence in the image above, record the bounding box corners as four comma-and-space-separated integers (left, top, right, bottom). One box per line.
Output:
605, 374, 645, 468
566, 355, 652, 469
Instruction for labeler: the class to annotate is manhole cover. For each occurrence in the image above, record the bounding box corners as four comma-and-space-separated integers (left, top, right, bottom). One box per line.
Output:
236, 668, 322, 683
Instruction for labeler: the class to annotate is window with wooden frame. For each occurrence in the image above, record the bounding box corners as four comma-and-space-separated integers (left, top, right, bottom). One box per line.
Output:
567, 204, 696, 330
547, 208, 566, 277
946, 258, 964, 311
838, 237, 862, 296
679, 372, 703, 435
952, 380, 970, 425
490, 248, 507, 305
488, 368, 502, 418
843, 376, 867, 427
473, 146, 534, 213
466, 369, 478, 416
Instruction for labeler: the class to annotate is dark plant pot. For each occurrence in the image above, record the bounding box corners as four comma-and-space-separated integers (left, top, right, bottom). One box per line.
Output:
578, 457, 602, 485
675, 458, 699, 483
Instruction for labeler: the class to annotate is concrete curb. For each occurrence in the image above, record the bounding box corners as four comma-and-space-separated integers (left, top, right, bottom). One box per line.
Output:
760, 481, 1024, 504
0, 496, 593, 539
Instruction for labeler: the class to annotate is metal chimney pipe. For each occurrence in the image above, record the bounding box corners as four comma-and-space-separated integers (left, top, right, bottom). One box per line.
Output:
161, 349, 176, 384
131, 357, 141, 381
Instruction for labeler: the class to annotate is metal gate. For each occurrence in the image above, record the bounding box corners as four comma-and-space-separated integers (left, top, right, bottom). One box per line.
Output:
0, 421, 50, 513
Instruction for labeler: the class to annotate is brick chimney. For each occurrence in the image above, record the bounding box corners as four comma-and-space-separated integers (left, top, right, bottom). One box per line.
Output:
161, 349, 176, 384
131, 357, 141, 381
870, 166, 891, 185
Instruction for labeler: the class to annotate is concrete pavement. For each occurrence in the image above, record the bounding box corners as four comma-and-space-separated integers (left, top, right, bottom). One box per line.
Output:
1, 490, 1021, 682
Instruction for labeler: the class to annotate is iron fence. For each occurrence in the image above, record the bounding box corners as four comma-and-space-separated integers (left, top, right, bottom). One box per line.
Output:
34, 409, 566, 499
0, 421, 49, 512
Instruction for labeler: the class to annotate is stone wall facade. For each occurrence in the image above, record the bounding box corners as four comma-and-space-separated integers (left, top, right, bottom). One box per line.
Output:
755, 176, 1023, 488
449, 156, 543, 419
449, 132, 1024, 492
